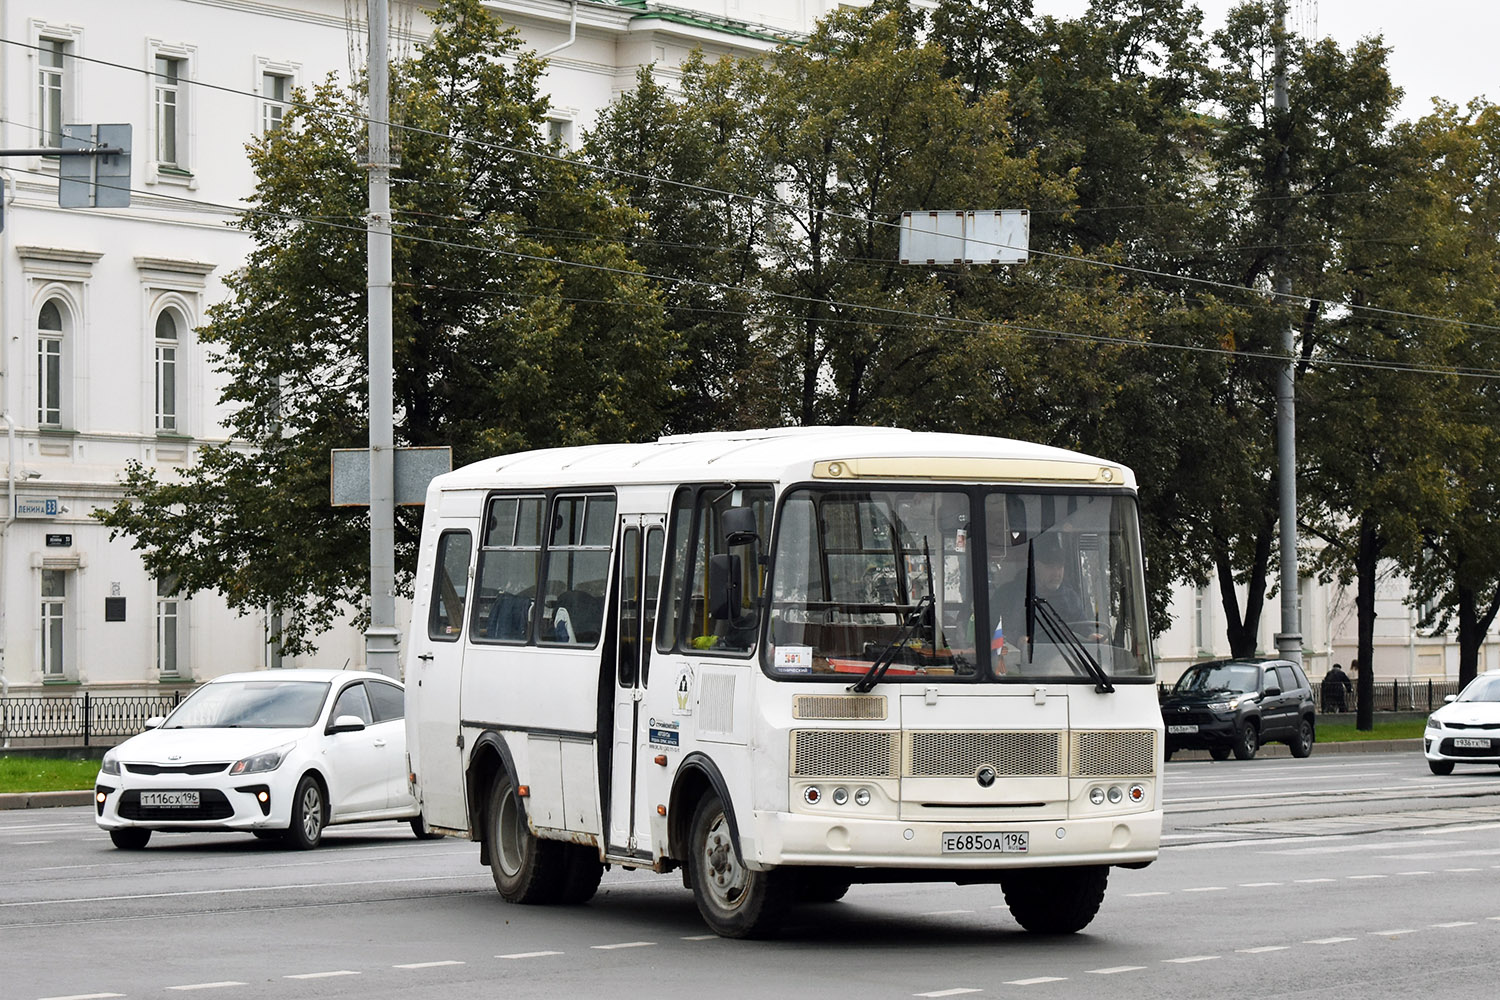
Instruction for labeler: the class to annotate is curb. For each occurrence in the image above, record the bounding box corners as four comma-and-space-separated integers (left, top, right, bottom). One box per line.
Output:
0, 790, 94, 810
1170, 738, 1424, 761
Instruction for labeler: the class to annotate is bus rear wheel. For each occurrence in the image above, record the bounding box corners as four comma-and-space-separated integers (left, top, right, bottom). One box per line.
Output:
687, 792, 790, 938
558, 843, 604, 904
487, 771, 563, 903
1000, 865, 1109, 934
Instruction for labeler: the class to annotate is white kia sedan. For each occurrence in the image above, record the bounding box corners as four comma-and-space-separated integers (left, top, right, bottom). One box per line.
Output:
1424, 672, 1500, 775
95, 669, 433, 849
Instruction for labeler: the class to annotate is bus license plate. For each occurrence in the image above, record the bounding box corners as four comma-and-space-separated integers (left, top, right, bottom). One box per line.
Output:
1167, 724, 1198, 734
141, 791, 199, 808
1454, 738, 1491, 749
942, 831, 1028, 854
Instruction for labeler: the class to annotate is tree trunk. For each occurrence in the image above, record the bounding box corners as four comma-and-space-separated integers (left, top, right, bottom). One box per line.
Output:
1355, 516, 1379, 731
1217, 528, 1273, 659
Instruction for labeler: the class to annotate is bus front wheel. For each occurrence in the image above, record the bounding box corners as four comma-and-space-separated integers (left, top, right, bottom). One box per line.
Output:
1000, 865, 1109, 934
687, 792, 790, 938
487, 771, 563, 903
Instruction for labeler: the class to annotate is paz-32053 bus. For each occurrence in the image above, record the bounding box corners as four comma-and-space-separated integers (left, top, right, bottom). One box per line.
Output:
404, 427, 1161, 938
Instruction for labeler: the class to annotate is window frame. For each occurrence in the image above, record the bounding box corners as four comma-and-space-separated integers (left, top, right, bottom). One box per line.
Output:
427, 529, 473, 642
658, 482, 775, 659
37, 298, 64, 427
254, 57, 300, 136
153, 309, 180, 432
32, 22, 81, 155
146, 39, 197, 180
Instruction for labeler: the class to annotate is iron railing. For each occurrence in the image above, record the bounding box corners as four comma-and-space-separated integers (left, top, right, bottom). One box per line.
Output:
1158, 679, 1462, 714
0, 691, 185, 746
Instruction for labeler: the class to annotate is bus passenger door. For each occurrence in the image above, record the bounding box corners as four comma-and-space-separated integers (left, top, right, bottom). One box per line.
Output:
408, 527, 473, 830
607, 516, 664, 858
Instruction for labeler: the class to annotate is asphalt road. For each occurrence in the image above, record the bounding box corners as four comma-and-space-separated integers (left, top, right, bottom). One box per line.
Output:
5, 750, 1500, 1000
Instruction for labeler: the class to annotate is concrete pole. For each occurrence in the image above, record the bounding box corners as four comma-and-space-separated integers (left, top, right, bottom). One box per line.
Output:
1272, 2, 1303, 667
365, 0, 400, 678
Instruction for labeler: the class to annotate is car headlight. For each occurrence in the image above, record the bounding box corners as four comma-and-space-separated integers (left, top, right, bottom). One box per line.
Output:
100, 749, 120, 775
1426, 715, 1443, 731
230, 743, 294, 775
1207, 698, 1241, 712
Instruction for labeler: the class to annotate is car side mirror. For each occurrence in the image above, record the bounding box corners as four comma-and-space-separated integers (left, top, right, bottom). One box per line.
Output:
328, 714, 367, 734
1263, 686, 1281, 697
708, 553, 742, 621
721, 506, 759, 546
1444, 694, 1458, 703
144, 716, 166, 730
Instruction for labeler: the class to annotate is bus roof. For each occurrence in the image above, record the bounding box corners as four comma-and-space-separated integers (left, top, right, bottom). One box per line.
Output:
431, 427, 1137, 493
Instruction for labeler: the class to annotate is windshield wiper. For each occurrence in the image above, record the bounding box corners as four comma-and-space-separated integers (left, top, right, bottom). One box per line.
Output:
1032, 597, 1114, 693
848, 593, 934, 693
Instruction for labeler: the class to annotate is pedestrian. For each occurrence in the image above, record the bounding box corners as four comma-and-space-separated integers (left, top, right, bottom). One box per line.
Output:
1321, 661, 1352, 713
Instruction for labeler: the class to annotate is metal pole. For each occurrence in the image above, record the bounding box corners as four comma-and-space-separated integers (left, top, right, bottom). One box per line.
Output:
1272, 2, 1302, 667
365, 0, 400, 678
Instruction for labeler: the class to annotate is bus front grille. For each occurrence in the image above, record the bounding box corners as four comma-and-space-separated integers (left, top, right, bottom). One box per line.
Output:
1072, 730, 1156, 777
791, 730, 899, 777
907, 731, 1063, 777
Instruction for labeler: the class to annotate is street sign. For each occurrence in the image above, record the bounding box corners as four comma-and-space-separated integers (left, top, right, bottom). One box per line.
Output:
899, 209, 1029, 265
15, 496, 61, 518
45, 533, 73, 547
58, 123, 132, 208
330, 446, 452, 506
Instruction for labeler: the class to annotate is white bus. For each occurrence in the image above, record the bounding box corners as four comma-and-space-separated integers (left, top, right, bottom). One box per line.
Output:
404, 427, 1161, 937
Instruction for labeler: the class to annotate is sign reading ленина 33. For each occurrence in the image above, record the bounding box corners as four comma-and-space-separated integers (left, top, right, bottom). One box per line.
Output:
15, 496, 60, 518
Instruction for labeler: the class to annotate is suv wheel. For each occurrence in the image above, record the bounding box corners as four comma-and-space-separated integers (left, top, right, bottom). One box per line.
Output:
1232, 721, 1259, 760
1288, 718, 1314, 758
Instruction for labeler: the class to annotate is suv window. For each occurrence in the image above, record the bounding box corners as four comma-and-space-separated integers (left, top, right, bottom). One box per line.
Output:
1275, 665, 1301, 692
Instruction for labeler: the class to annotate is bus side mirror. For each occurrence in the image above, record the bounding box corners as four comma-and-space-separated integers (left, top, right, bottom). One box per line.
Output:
709, 553, 742, 621
722, 507, 758, 546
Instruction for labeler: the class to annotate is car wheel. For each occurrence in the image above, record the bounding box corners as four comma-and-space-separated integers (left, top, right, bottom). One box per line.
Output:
409, 815, 443, 840
285, 774, 326, 850
688, 792, 790, 938
1001, 865, 1109, 934
557, 843, 604, 904
1429, 760, 1454, 776
109, 828, 151, 850
1288, 718, 1314, 758
487, 770, 564, 903
798, 869, 854, 904
1208, 747, 1231, 761
1232, 721, 1259, 760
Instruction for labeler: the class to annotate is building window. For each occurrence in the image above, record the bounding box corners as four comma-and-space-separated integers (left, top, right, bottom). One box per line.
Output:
155, 311, 178, 432
153, 56, 183, 166
1194, 586, 1209, 652
157, 575, 184, 678
262, 72, 290, 133
38, 299, 64, 426
41, 569, 66, 679
547, 119, 573, 148
39, 38, 67, 148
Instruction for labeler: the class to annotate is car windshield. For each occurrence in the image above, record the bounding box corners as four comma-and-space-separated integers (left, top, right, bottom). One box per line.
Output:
764, 485, 1154, 683
1457, 675, 1500, 703
162, 680, 331, 729
1174, 664, 1261, 696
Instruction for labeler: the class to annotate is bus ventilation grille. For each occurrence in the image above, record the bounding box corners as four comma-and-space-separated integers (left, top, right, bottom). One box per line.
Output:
1071, 730, 1156, 777
791, 730, 899, 777
792, 695, 887, 721
907, 731, 1062, 777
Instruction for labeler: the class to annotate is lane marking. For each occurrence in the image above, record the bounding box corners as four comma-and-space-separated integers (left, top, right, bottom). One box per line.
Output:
1163, 956, 1219, 964
592, 941, 656, 950
1371, 929, 1418, 936
1125, 891, 1169, 897
1005, 978, 1067, 986
1294, 878, 1335, 884
285, 971, 360, 979
1237, 946, 1289, 954
38, 994, 126, 1000
921, 909, 975, 916
1347, 875, 1387, 880
16, 840, 55, 845
1397, 871, 1432, 875
1239, 882, 1282, 887
394, 961, 464, 969
1088, 966, 1145, 975
682, 935, 717, 941
1432, 921, 1476, 928
499, 951, 563, 959
1304, 937, 1356, 945
1182, 886, 1226, 893
914, 989, 983, 997
0, 873, 487, 909
1444, 868, 1482, 873
166, 983, 246, 991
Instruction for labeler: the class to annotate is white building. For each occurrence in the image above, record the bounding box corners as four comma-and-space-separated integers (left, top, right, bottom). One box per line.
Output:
0, 0, 1486, 705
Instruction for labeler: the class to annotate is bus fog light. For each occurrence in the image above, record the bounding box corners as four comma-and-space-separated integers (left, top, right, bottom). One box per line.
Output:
1128, 784, 1146, 804
803, 786, 822, 805
1107, 785, 1123, 804
832, 787, 849, 806
1089, 787, 1105, 805
854, 788, 871, 806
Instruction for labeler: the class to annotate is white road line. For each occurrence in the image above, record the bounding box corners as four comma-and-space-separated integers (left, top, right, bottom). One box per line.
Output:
1163, 956, 1219, 964
1397, 871, 1432, 875
166, 983, 246, 991
1087, 966, 1145, 975
591, 941, 656, 950
922, 909, 976, 916
1432, 921, 1476, 928
1237, 946, 1289, 954
1444, 868, 1482, 873
15, 840, 54, 845
1125, 891, 1170, 897
38, 994, 126, 1000
1304, 937, 1356, 945
1371, 929, 1419, 936
0, 873, 486, 908
1005, 978, 1067, 986
394, 961, 465, 969
681, 935, 717, 941
498, 951, 564, 959
1182, 886, 1227, 893
914, 989, 983, 997
285, 971, 360, 979
1239, 882, 1282, 887
1294, 878, 1335, 884
1347, 875, 1387, 880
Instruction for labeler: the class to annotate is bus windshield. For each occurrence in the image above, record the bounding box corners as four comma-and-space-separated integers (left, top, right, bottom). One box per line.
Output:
764, 486, 1153, 684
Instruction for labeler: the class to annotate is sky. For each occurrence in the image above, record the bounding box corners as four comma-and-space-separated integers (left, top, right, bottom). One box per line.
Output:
1032, 1, 1498, 124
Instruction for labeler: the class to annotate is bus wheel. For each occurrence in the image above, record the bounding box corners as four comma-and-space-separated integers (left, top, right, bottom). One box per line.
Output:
688, 792, 790, 938
1000, 865, 1109, 934
487, 771, 563, 903
558, 844, 604, 904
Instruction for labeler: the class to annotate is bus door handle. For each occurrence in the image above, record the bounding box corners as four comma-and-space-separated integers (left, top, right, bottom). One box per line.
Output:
418, 653, 434, 661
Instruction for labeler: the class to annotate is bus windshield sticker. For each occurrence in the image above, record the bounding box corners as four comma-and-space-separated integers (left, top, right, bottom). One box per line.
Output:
776, 646, 813, 674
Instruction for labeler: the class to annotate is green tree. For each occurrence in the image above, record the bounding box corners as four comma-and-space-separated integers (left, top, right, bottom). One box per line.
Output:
95, 0, 676, 655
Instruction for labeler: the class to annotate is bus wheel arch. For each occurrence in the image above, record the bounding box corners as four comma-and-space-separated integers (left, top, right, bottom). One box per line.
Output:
467, 732, 515, 869
668, 754, 744, 870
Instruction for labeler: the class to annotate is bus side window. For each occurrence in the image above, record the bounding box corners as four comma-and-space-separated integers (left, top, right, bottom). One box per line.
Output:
657, 487, 696, 652
470, 495, 544, 643
676, 485, 773, 655
427, 530, 472, 641
539, 493, 616, 647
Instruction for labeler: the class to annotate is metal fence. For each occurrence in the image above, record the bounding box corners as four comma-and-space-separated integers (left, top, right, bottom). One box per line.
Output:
1158, 678, 1463, 714
0, 692, 185, 746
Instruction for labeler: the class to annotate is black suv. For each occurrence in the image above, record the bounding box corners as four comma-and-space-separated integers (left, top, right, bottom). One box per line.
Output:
1161, 658, 1316, 760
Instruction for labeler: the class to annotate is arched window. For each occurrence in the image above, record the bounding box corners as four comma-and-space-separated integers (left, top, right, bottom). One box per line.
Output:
38, 299, 64, 426
155, 310, 178, 432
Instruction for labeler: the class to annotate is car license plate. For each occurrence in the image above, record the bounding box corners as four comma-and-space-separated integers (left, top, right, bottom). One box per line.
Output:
1167, 724, 1198, 734
1454, 738, 1491, 749
941, 831, 1028, 854
141, 790, 200, 808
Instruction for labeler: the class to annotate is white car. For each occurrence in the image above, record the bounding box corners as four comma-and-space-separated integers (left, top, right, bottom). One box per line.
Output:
1424, 672, 1500, 775
95, 669, 435, 849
